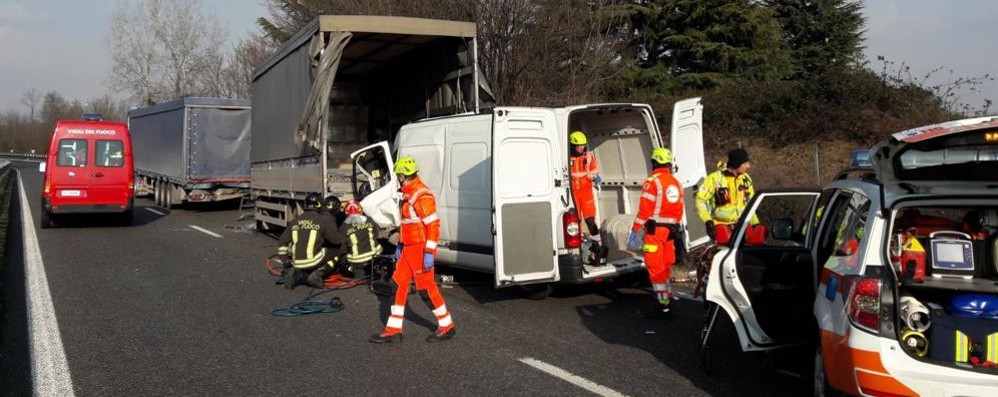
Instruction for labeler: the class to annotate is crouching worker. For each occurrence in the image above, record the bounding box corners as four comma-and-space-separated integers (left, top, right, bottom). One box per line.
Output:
370, 156, 456, 344
336, 200, 383, 279
277, 192, 346, 289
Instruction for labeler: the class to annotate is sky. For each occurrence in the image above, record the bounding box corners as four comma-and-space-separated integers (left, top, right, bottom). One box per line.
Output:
1, 0, 997, 114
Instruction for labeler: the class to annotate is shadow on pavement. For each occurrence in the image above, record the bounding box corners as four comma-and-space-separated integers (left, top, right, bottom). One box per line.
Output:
45, 204, 163, 228
574, 286, 811, 396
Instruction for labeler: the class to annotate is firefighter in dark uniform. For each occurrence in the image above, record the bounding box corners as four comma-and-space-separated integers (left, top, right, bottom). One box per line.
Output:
336, 200, 383, 279
277, 193, 346, 289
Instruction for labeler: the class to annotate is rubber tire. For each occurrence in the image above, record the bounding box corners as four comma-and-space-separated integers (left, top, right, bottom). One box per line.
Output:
520, 283, 553, 300
40, 209, 52, 229
120, 209, 133, 226
154, 180, 162, 207
813, 346, 841, 397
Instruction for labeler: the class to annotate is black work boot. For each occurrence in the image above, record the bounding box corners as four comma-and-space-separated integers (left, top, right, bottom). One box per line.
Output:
426, 327, 456, 343
283, 269, 299, 290
306, 270, 326, 289
369, 332, 403, 344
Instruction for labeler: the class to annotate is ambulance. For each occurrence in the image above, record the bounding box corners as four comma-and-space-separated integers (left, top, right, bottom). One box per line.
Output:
704, 117, 998, 396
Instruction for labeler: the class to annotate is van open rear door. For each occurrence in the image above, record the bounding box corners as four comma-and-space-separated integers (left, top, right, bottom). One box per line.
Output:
669, 97, 709, 249
492, 108, 562, 287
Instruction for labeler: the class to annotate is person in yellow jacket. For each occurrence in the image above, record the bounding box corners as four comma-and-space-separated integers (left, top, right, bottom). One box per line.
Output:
695, 148, 754, 241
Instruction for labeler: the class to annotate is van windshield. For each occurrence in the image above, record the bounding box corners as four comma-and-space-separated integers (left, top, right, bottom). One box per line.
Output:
57, 139, 87, 167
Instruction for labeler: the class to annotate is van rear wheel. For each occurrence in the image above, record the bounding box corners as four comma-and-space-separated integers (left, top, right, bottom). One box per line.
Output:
520, 283, 553, 300
40, 209, 53, 229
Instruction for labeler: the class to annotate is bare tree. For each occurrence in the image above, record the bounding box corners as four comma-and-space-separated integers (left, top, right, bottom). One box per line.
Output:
106, 0, 228, 103
223, 35, 276, 99
108, 0, 162, 105
20, 88, 41, 121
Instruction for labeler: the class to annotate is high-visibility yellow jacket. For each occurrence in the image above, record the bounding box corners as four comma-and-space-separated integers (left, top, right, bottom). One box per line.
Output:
695, 164, 754, 225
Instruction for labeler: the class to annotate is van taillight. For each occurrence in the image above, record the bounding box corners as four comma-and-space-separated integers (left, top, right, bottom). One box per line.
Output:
44, 179, 51, 194
846, 276, 881, 333
564, 210, 581, 248
127, 178, 134, 193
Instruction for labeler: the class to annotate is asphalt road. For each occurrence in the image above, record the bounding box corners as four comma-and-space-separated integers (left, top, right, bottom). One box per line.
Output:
1, 161, 809, 396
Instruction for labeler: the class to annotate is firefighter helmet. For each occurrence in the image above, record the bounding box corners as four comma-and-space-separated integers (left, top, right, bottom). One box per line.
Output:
344, 200, 363, 216
569, 131, 588, 146
304, 192, 323, 209
325, 195, 342, 212
393, 156, 419, 176
651, 148, 674, 165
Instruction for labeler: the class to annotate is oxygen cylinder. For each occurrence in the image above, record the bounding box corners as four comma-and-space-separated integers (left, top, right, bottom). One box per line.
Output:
899, 295, 932, 332
900, 328, 929, 357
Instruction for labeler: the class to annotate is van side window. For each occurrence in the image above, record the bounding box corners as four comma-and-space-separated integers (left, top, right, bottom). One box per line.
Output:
824, 194, 872, 275
96, 140, 124, 167
57, 139, 88, 167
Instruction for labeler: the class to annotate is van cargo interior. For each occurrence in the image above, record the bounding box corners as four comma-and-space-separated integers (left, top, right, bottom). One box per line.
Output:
567, 106, 657, 263
890, 206, 998, 372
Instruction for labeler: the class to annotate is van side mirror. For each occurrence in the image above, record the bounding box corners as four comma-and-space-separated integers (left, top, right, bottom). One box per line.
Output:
38, 162, 46, 173
772, 218, 794, 240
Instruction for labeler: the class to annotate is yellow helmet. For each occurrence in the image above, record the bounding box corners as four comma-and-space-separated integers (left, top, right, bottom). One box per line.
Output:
650, 148, 674, 164
569, 131, 588, 146
393, 156, 418, 176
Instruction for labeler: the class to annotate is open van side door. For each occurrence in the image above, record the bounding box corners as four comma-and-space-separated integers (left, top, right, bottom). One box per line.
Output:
706, 190, 820, 351
492, 107, 562, 287
669, 97, 709, 249
350, 141, 400, 229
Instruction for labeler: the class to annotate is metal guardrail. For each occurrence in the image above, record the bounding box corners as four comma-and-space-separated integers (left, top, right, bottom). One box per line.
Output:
0, 152, 46, 160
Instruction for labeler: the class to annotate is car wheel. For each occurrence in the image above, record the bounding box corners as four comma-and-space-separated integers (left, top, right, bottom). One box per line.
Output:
814, 346, 840, 397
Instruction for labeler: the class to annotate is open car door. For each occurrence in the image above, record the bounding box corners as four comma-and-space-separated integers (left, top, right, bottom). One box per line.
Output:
669, 97, 709, 250
492, 107, 562, 287
706, 190, 821, 351
350, 141, 399, 229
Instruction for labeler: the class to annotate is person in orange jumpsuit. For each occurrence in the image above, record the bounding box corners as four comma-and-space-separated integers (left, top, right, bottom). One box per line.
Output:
629, 148, 685, 315
569, 130, 608, 263
370, 156, 456, 343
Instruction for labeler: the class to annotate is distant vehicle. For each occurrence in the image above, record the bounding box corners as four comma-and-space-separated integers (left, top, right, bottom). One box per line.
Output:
353, 99, 709, 288
127, 97, 252, 208
705, 117, 998, 396
850, 149, 871, 168
39, 118, 134, 228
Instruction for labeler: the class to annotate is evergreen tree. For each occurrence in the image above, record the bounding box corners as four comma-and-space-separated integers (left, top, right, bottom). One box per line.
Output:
621, 0, 792, 95
766, 0, 866, 77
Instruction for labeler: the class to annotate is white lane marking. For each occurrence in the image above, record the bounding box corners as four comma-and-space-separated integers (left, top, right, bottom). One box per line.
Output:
16, 170, 77, 396
519, 357, 627, 397
189, 225, 222, 238
145, 208, 166, 216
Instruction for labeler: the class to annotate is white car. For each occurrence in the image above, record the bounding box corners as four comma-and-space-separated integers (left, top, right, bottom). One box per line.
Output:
704, 117, 998, 396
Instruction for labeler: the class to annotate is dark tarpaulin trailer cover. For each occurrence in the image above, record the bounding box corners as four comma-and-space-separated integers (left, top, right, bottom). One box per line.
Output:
250, 15, 494, 170
128, 97, 252, 183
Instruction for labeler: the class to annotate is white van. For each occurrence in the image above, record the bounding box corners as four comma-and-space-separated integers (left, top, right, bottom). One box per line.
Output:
351, 99, 708, 288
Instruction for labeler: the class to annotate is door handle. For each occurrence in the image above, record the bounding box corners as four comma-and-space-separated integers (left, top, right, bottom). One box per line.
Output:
94, 172, 105, 178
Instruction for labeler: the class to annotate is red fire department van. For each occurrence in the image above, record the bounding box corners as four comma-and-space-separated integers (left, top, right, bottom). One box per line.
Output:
39, 115, 135, 228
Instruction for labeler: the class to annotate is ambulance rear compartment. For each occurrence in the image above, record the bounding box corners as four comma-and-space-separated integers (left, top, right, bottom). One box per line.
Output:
888, 205, 998, 372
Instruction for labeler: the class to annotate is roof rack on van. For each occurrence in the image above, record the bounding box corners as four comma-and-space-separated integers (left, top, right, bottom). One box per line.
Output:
834, 167, 878, 182
81, 113, 104, 121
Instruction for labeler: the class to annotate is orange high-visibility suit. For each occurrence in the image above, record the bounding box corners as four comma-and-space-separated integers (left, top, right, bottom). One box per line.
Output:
632, 168, 685, 310
570, 151, 600, 234
383, 176, 454, 335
